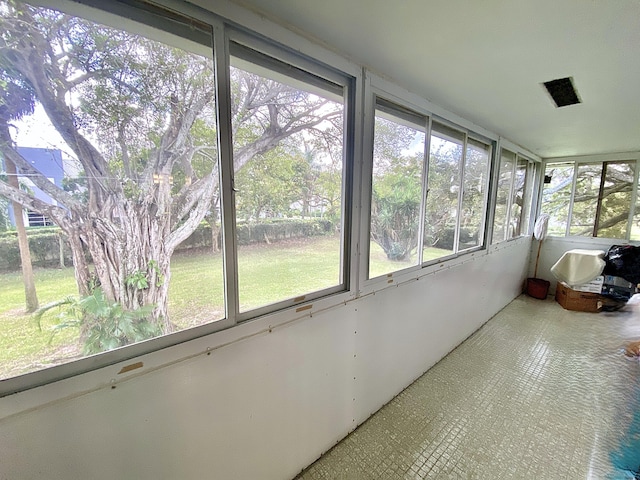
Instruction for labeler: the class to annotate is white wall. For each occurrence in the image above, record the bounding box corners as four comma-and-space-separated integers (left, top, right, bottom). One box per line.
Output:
0, 239, 531, 480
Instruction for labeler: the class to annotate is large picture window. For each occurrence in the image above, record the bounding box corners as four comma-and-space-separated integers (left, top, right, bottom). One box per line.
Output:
0, 0, 224, 380
543, 160, 637, 239
229, 44, 348, 312
0, 0, 356, 388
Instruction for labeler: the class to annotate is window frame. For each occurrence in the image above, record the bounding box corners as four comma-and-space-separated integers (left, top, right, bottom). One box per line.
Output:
491, 145, 538, 244
422, 118, 493, 263
225, 30, 358, 322
359, 74, 498, 296
364, 93, 430, 282
541, 153, 640, 240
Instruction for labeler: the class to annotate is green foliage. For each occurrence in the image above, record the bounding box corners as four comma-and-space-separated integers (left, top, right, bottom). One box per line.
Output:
371, 161, 422, 261
235, 218, 333, 245
235, 147, 302, 220
62, 174, 88, 203
126, 260, 165, 290
33, 288, 159, 355
0, 228, 73, 270
125, 270, 149, 290
423, 141, 463, 249
369, 117, 424, 261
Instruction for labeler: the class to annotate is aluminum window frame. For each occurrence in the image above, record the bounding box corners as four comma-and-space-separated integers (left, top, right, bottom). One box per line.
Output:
491, 145, 539, 244
360, 77, 495, 294
225, 30, 358, 322
544, 157, 640, 240
361, 86, 431, 286
420, 119, 494, 264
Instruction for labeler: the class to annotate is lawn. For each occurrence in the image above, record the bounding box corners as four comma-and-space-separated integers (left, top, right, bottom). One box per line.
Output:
0, 235, 452, 379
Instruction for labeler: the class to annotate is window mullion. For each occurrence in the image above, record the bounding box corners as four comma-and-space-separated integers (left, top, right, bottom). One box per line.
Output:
453, 134, 468, 252
627, 160, 640, 240
213, 23, 240, 323
418, 116, 432, 265
477, 142, 493, 247
592, 162, 609, 237
504, 151, 516, 241
565, 163, 580, 236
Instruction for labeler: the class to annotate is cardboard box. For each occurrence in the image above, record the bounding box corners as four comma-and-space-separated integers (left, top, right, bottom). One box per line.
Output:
571, 275, 604, 293
555, 282, 603, 312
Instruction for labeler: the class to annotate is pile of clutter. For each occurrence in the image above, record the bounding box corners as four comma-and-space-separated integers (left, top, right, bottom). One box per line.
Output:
550, 245, 640, 313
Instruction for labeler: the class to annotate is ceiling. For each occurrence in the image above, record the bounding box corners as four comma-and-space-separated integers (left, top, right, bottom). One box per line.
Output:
227, 0, 640, 159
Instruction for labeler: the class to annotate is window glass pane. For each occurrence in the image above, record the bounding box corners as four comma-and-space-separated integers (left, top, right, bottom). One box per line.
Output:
569, 164, 602, 236
491, 149, 516, 243
596, 161, 633, 238
541, 163, 574, 236
230, 50, 345, 312
521, 161, 537, 235
510, 158, 528, 237
458, 139, 490, 251
423, 124, 463, 261
368, 107, 425, 278
0, 1, 222, 380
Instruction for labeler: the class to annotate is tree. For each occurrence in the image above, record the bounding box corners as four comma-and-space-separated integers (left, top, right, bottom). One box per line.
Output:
423, 141, 463, 250
369, 117, 423, 261
0, 1, 343, 341
0, 56, 38, 312
234, 146, 302, 221
542, 161, 635, 239
370, 161, 422, 260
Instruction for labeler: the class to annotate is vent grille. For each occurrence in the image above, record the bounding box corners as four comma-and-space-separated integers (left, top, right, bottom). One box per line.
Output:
543, 77, 581, 107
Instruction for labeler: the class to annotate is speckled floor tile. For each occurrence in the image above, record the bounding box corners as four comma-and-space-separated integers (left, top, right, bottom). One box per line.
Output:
296, 294, 640, 479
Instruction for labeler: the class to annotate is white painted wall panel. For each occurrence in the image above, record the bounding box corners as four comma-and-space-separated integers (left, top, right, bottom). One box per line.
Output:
0, 240, 530, 480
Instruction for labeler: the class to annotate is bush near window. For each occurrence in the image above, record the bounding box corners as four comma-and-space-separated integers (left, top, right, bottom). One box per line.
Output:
0, 219, 336, 272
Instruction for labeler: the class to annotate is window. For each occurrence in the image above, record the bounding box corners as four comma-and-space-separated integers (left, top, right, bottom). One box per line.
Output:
229, 43, 350, 313
492, 149, 534, 242
368, 99, 426, 278
423, 124, 490, 261
0, 0, 223, 381
541, 163, 574, 236
27, 210, 54, 227
460, 139, 491, 250
0, 0, 357, 388
543, 160, 637, 239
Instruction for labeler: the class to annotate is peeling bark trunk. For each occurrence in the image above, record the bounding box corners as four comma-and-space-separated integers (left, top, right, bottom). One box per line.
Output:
6, 158, 38, 312
65, 195, 176, 331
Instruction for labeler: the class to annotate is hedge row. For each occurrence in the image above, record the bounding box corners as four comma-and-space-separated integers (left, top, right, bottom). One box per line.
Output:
0, 218, 335, 272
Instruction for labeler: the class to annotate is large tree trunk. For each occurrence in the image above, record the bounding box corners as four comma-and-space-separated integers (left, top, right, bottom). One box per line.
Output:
65, 194, 175, 332
6, 158, 38, 312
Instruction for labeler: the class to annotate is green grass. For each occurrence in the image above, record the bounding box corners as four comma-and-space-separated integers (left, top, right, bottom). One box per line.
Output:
0, 269, 80, 378
0, 235, 453, 379
368, 242, 453, 278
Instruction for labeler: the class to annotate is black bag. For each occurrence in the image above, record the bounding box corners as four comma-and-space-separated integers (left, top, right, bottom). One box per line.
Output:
603, 245, 640, 285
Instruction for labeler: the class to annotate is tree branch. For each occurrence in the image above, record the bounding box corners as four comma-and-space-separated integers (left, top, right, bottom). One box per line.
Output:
0, 180, 71, 229
0, 126, 83, 211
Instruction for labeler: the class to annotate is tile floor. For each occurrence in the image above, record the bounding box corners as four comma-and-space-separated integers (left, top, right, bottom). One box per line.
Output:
296, 294, 640, 479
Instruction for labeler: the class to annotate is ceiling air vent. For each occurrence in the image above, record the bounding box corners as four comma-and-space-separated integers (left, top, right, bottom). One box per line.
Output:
542, 77, 581, 107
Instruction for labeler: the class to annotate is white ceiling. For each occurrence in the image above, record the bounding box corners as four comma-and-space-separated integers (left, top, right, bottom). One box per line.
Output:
228, 0, 640, 159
